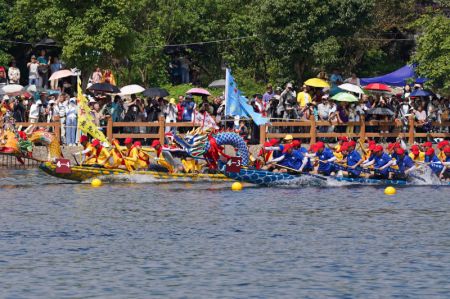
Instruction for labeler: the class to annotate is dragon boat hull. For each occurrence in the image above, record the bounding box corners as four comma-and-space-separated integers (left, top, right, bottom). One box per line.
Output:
39, 162, 230, 182
222, 168, 432, 186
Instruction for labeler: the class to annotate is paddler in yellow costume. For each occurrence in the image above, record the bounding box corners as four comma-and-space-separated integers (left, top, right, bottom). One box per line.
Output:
73, 135, 95, 165
106, 139, 126, 169
332, 136, 348, 161
85, 139, 110, 166
151, 140, 175, 173
408, 144, 425, 165
134, 141, 151, 170
122, 138, 140, 171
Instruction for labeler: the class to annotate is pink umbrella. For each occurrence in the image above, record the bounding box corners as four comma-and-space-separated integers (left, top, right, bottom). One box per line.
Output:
186, 87, 211, 96
49, 69, 76, 81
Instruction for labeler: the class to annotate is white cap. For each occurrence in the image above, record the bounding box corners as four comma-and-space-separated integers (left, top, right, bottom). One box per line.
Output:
36, 100, 42, 105
48, 100, 56, 105
3, 95, 9, 100
88, 96, 96, 103
286, 83, 293, 88
69, 97, 76, 103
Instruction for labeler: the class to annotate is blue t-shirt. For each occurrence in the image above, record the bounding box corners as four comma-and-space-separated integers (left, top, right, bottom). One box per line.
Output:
374, 153, 392, 175
426, 155, 443, 174
317, 147, 334, 173
347, 150, 362, 176
280, 150, 302, 170
396, 155, 414, 173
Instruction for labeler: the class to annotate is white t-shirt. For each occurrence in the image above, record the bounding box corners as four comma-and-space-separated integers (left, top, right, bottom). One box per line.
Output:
28, 62, 39, 79
415, 110, 427, 121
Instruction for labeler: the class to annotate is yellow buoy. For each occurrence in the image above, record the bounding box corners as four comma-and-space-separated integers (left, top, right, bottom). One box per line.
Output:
91, 178, 102, 187
384, 186, 396, 195
231, 182, 243, 191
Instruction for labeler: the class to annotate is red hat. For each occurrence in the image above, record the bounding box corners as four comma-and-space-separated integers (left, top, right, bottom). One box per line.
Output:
133, 141, 142, 147
437, 140, 449, 149
444, 147, 450, 154
347, 140, 356, 148
283, 144, 293, 153
80, 135, 88, 143
368, 140, 376, 145
411, 145, 420, 155
315, 141, 325, 149
309, 144, 317, 152
91, 139, 100, 147
0, 66, 4, 72
422, 141, 432, 148
338, 136, 349, 142
124, 138, 133, 145
339, 145, 349, 152
387, 142, 400, 151
291, 140, 301, 147
368, 143, 377, 151
395, 148, 405, 155
269, 138, 279, 146
151, 139, 161, 147
373, 145, 383, 153
425, 148, 434, 156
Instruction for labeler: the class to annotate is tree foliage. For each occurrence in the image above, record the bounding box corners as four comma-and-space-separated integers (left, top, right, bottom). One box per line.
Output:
411, 12, 450, 94
0, 0, 447, 93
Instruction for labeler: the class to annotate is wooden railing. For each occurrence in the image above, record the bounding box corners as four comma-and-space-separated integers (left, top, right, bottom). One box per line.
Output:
259, 116, 450, 144
11, 116, 450, 145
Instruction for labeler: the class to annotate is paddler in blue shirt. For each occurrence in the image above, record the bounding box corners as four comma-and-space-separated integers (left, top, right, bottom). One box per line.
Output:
392, 147, 416, 180
341, 140, 363, 178
312, 141, 337, 176
362, 145, 394, 179
425, 148, 444, 176
266, 143, 312, 173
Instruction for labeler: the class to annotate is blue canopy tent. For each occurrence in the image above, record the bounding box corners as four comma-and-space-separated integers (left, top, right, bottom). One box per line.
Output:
360, 65, 418, 87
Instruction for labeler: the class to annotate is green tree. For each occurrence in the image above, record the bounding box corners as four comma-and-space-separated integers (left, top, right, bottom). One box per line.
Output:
256, 0, 374, 84
411, 12, 450, 94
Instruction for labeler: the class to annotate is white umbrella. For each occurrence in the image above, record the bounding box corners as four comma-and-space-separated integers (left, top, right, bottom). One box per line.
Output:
2, 84, 24, 95
49, 69, 76, 81
338, 83, 364, 94
25, 85, 45, 93
120, 84, 145, 95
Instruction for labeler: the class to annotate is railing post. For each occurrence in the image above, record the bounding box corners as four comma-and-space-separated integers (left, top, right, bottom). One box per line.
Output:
259, 124, 266, 145
309, 115, 316, 144
158, 116, 165, 144
54, 121, 61, 144
359, 115, 366, 141
106, 116, 113, 142
408, 115, 415, 145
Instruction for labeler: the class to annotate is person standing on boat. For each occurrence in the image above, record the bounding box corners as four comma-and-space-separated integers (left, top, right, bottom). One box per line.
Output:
312, 142, 337, 176
392, 148, 416, 180
362, 145, 394, 179
73, 135, 94, 165
85, 139, 110, 166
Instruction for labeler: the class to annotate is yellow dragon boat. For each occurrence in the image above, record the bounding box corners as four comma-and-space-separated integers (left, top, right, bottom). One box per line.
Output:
39, 161, 230, 182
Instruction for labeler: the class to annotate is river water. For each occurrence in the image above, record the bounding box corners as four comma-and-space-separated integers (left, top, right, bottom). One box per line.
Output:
0, 169, 449, 298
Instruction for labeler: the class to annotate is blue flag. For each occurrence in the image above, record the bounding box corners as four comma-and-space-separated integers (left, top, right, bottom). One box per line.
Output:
225, 68, 269, 125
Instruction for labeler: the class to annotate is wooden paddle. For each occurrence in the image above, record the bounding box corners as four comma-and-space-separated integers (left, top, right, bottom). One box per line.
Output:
273, 163, 328, 181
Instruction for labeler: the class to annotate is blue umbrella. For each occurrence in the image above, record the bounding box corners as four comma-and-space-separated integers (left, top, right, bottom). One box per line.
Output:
410, 89, 431, 97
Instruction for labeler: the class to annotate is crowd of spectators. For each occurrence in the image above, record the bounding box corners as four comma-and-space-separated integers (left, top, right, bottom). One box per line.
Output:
0, 52, 449, 145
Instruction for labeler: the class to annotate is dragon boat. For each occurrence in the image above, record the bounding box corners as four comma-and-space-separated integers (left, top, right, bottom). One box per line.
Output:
39, 161, 230, 182
222, 167, 450, 186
